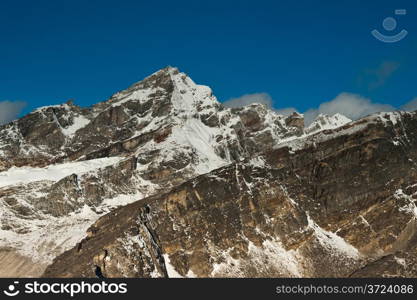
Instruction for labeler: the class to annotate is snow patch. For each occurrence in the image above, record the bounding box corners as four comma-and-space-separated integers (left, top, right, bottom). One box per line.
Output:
249, 156, 266, 168
211, 238, 303, 277
307, 216, 360, 259
61, 115, 90, 137
163, 254, 183, 278
0, 157, 124, 188
394, 256, 407, 268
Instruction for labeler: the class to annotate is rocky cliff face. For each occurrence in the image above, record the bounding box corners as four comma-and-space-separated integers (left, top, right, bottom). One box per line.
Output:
1, 67, 416, 278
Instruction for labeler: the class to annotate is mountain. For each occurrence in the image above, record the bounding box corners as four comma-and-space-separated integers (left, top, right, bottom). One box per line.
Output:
1, 67, 416, 278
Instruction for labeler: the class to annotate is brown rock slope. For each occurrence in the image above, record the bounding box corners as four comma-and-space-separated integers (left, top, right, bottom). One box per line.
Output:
0, 249, 46, 277
43, 111, 417, 278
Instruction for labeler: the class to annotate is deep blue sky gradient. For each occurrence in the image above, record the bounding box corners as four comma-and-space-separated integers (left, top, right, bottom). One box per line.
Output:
1, 0, 416, 116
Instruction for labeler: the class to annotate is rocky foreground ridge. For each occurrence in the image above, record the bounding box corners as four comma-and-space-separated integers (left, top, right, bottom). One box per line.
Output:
0, 67, 416, 277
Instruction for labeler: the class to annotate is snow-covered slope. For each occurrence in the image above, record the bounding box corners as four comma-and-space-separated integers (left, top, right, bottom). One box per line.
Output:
0, 157, 122, 188
305, 113, 352, 135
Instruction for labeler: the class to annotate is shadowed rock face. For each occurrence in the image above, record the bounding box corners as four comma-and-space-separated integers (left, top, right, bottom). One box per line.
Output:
43, 112, 417, 278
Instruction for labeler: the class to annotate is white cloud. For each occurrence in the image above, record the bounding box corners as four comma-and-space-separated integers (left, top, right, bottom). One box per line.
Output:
357, 61, 400, 90
222, 93, 297, 116
0, 101, 26, 125
303, 93, 395, 125
222, 93, 273, 108
401, 98, 417, 112
274, 107, 298, 116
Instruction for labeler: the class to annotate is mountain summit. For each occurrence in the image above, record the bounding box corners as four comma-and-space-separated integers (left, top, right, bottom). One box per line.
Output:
0, 68, 416, 278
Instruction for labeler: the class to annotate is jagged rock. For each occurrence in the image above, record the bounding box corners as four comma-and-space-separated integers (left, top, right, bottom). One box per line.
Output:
285, 112, 304, 132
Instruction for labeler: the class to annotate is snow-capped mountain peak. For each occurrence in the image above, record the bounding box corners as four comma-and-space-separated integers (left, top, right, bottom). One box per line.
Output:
98, 66, 219, 115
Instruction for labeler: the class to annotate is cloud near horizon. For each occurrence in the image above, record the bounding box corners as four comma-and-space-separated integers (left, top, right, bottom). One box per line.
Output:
401, 98, 417, 112
222, 93, 297, 116
357, 61, 400, 91
222, 92, 417, 125
303, 93, 395, 125
0, 100, 27, 125
222, 93, 273, 108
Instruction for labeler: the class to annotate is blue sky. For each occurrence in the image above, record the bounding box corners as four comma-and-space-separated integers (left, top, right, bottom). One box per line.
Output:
1, 0, 416, 123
